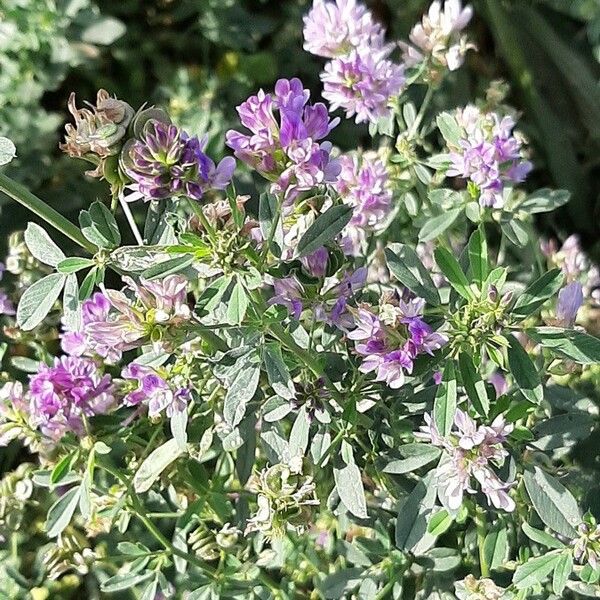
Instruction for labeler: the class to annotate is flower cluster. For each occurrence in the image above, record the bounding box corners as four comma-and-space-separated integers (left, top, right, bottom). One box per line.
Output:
122, 120, 235, 201
400, 0, 474, 74
572, 516, 600, 570
304, 0, 405, 124
335, 152, 392, 255
417, 410, 515, 511
348, 297, 447, 388
28, 356, 114, 440
445, 105, 532, 207
226, 78, 340, 203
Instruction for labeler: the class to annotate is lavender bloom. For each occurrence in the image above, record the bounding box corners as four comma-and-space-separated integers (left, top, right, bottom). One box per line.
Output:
556, 282, 583, 328
400, 0, 474, 72
0, 291, 15, 316
321, 48, 405, 124
303, 0, 385, 58
416, 410, 515, 512
29, 356, 114, 440
445, 106, 532, 208
226, 78, 340, 203
300, 247, 329, 278
572, 518, 600, 570
335, 153, 392, 256
123, 120, 235, 202
268, 277, 305, 319
349, 298, 447, 389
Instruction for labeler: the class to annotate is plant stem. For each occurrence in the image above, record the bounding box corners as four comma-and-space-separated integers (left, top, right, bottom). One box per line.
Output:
0, 172, 96, 254
476, 509, 490, 577
119, 192, 144, 245
408, 85, 434, 138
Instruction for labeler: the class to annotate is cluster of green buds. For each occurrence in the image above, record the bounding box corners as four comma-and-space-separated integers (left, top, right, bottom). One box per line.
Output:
42, 530, 102, 580
448, 284, 512, 361
245, 457, 318, 538
189, 521, 240, 561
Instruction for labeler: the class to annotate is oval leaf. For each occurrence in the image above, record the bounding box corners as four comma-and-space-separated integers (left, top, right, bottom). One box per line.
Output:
17, 273, 66, 331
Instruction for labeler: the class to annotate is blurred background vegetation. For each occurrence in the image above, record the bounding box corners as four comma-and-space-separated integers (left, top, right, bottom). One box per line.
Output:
1, 0, 600, 255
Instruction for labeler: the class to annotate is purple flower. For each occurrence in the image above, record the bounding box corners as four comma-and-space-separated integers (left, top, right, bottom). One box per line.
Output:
417, 410, 515, 512
321, 48, 405, 124
303, 0, 386, 58
226, 78, 340, 203
0, 291, 15, 316
556, 281, 583, 328
400, 0, 474, 72
445, 106, 532, 208
301, 247, 329, 278
29, 356, 114, 439
123, 120, 234, 202
268, 277, 305, 319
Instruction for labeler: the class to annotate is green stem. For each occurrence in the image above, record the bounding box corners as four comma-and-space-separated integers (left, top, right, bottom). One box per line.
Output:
408, 85, 434, 138
476, 509, 490, 577
373, 577, 395, 600
0, 172, 96, 254
188, 197, 218, 245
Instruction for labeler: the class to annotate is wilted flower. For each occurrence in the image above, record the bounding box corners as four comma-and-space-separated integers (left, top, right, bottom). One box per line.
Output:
455, 574, 506, 600
400, 0, 474, 73
348, 297, 447, 389
303, 0, 385, 58
556, 281, 584, 328
29, 356, 114, 440
335, 153, 392, 255
122, 120, 235, 201
60, 89, 135, 177
321, 47, 405, 124
226, 78, 340, 203
445, 105, 532, 208
417, 410, 515, 512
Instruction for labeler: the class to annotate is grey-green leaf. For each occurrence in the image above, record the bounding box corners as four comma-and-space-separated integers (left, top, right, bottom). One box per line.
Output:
133, 438, 185, 493
46, 486, 80, 537
522, 522, 565, 549
223, 353, 261, 428
263, 343, 295, 400
334, 462, 367, 519
458, 353, 489, 417
512, 269, 564, 319
63, 274, 82, 332
24, 222, 66, 267
527, 327, 600, 364
433, 362, 457, 436
383, 444, 441, 474
513, 552, 562, 590
0, 137, 16, 166
419, 208, 461, 243
17, 273, 66, 331
296, 204, 353, 258
506, 334, 543, 403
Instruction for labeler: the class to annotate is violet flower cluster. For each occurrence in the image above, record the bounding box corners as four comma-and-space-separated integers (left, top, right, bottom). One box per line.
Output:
446, 105, 532, 208
123, 120, 235, 202
304, 0, 405, 124
417, 410, 516, 512
348, 297, 447, 389
226, 78, 340, 204
335, 152, 392, 256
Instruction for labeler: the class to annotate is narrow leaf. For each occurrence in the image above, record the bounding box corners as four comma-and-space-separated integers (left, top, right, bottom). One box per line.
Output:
133, 438, 185, 493
334, 462, 367, 519
506, 334, 543, 403
434, 247, 473, 300
512, 269, 564, 319
46, 486, 80, 537
296, 204, 353, 258
458, 353, 489, 417
419, 208, 461, 242
433, 362, 457, 436
527, 327, 600, 364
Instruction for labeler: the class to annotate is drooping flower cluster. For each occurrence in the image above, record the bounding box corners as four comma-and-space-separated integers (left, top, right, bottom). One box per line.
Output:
226, 78, 340, 204
400, 0, 474, 73
85, 275, 191, 355
445, 105, 532, 208
417, 410, 515, 512
304, 0, 405, 124
123, 120, 235, 201
28, 356, 114, 439
348, 297, 447, 389
335, 152, 392, 255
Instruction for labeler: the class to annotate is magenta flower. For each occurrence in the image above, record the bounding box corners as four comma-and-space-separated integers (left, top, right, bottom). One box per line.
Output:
29, 356, 114, 439
123, 120, 235, 201
303, 0, 385, 58
226, 78, 340, 203
417, 410, 515, 512
321, 48, 405, 124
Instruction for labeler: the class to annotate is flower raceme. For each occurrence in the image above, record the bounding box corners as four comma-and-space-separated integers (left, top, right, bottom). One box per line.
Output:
226, 78, 340, 204
417, 410, 516, 512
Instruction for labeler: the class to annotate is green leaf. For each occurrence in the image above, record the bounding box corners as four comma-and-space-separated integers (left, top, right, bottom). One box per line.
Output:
82, 16, 126, 45
24, 223, 66, 267
531, 413, 594, 451
259, 192, 283, 255
383, 444, 441, 474
483, 526, 509, 571
133, 438, 185, 493
51, 453, 74, 484
79, 267, 98, 301
522, 522, 565, 549
46, 486, 80, 537
57, 257, 95, 274
512, 269, 564, 319
0, 136, 16, 166
523, 467, 581, 538
552, 552, 573, 595
501, 219, 529, 247
63, 274, 82, 332
427, 509, 453, 537
334, 462, 367, 519
89, 201, 121, 246
263, 343, 295, 400
468, 226, 489, 285
144, 199, 176, 245
418, 208, 461, 243
513, 552, 562, 590
434, 247, 474, 300
223, 352, 261, 428
384, 245, 440, 306
527, 327, 600, 364
140, 578, 159, 600
319, 568, 363, 599
17, 273, 66, 331
296, 204, 353, 258
436, 112, 463, 146
141, 255, 195, 280
520, 189, 570, 214
506, 334, 543, 403
289, 406, 310, 457
195, 275, 232, 316
101, 572, 154, 593
226, 280, 249, 325
433, 362, 457, 436
458, 353, 489, 417
395, 475, 437, 551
